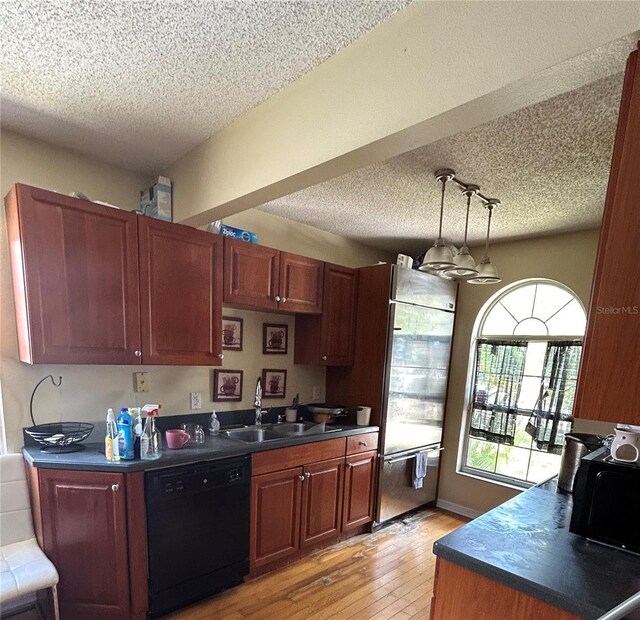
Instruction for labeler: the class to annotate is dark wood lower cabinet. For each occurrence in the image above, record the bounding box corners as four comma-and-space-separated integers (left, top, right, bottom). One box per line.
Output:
343, 451, 377, 532
251, 467, 303, 571
250, 436, 377, 576
29, 466, 147, 620
300, 458, 344, 549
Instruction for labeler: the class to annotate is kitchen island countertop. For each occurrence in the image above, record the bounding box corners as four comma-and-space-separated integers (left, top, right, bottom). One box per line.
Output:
23, 425, 379, 473
433, 478, 640, 619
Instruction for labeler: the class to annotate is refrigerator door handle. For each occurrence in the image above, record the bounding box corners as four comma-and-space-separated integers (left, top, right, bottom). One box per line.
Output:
386, 446, 444, 464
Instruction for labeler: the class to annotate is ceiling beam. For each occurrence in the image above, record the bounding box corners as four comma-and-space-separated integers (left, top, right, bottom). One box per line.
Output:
166, 1, 640, 227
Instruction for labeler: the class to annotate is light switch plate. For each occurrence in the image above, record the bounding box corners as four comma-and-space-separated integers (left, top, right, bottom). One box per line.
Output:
190, 392, 202, 410
312, 385, 321, 401
134, 372, 149, 393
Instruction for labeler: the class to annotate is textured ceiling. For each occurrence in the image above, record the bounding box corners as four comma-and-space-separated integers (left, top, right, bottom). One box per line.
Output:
259, 73, 624, 255
0, 0, 409, 172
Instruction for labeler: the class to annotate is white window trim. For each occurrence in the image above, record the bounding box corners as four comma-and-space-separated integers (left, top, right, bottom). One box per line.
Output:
456, 278, 586, 490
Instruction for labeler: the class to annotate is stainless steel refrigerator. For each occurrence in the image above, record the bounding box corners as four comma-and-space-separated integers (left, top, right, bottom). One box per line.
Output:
376, 267, 456, 524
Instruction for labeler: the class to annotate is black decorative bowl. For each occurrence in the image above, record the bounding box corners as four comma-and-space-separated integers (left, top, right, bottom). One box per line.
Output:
25, 422, 94, 453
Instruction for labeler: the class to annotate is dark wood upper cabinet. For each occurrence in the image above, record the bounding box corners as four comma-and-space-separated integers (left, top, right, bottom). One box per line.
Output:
300, 457, 344, 550
138, 217, 223, 365
223, 238, 280, 311
5, 185, 141, 364
278, 252, 323, 314
574, 44, 640, 425
37, 469, 139, 620
223, 238, 323, 314
295, 263, 359, 366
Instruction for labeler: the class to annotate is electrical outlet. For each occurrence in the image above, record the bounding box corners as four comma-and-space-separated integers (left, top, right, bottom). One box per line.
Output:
134, 372, 149, 393
190, 392, 202, 410
312, 385, 321, 401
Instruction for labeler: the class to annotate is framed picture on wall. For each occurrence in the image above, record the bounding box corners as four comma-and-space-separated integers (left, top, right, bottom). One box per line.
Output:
262, 369, 286, 399
213, 369, 243, 402
263, 323, 288, 354
222, 316, 243, 351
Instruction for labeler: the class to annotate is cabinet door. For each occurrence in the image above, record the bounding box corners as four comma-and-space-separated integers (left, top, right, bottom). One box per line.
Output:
300, 458, 344, 549
342, 450, 377, 532
279, 252, 323, 314
5, 185, 141, 364
39, 469, 132, 620
320, 264, 358, 365
574, 45, 640, 425
251, 467, 303, 571
138, 217, 223, 365
223, 238, 280, 310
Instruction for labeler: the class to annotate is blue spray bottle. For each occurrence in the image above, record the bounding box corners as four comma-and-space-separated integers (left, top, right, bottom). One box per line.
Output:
117, 407, 135, 460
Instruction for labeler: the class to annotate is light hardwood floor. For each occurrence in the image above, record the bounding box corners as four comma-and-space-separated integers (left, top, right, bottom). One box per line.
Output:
4, 508, 465, 620
168, 508, 467, 620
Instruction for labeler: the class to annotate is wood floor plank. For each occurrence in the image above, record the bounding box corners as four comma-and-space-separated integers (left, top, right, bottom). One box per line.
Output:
166, 508, 466, 620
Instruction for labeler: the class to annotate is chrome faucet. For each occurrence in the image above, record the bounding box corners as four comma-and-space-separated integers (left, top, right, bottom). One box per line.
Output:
255, 378, 264, 426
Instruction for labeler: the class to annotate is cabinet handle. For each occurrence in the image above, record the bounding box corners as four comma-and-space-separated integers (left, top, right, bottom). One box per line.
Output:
358, 441, 368, 447
321, 355, 328, 361
134, 350, 142, 358
112, 484, 120, 492
275, 295, 281, 302
218, 353, 224, 360
305, 472, 311, 478
281, 297, 287, 303
347, 463, 353, 468
298, 475, 305, 481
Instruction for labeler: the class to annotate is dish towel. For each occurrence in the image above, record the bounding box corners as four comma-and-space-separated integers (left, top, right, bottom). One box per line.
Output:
413, 451, 428, 489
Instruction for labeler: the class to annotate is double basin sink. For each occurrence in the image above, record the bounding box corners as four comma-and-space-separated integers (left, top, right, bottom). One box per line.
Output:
223, 422, 342, 444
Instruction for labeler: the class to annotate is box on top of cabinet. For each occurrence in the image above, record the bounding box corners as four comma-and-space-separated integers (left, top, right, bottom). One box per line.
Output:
140, 176, 172, 222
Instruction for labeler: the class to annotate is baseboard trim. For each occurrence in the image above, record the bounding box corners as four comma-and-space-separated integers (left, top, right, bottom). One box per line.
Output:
436, 499, 482, 519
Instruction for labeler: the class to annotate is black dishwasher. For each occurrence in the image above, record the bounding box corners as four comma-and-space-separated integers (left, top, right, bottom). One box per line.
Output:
145, 455, 250, 618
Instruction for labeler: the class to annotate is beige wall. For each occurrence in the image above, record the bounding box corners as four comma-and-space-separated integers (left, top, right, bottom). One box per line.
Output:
0, 130, 387, 451
438, 229, 614, 516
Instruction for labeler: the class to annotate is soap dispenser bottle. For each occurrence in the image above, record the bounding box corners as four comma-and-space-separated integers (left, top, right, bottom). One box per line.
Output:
209, 411, 220, 435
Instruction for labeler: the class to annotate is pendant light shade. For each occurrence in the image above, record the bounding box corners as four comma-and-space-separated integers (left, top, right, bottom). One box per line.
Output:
468, 199, 501, 284
444, 186, 479, 279
420, 170, 455, 271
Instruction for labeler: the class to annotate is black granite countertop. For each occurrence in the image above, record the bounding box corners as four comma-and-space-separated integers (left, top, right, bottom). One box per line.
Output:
433, 479, 640, 619
23, 424, 379, 473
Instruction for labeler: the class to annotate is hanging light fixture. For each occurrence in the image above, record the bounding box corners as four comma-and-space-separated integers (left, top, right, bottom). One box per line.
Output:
419, 169, 456, 271
443, 185, 479, 279
468, 199, 501, 284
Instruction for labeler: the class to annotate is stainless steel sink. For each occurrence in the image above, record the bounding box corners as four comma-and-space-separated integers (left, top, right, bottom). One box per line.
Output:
223, 428, 283, 443
272, 422, 318, 435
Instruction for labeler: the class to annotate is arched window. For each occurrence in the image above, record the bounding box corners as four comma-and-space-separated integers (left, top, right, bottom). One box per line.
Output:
460, 280, 586, 487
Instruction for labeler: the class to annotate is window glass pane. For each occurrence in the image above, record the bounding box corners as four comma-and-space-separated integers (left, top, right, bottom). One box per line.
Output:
495, 444, 530, 480
532, 284, 573, 322
527, 451, 561, 483
517, 376, 541, 412
522, 342, 547, 377
513, 317, 548, 336
500, 285, 536, 322
546, 299, 586, 336
513, 415, 533, 449
481, 303, 517, 336
466, 438, 498, 473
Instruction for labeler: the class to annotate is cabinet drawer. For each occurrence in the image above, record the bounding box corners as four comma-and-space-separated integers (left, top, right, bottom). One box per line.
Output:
252, 438, 346, 476
346, 432, 379, 455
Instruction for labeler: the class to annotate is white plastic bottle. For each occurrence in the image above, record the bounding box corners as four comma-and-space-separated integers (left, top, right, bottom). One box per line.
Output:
105, 409, 120, 462
209, 411, 220, 435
